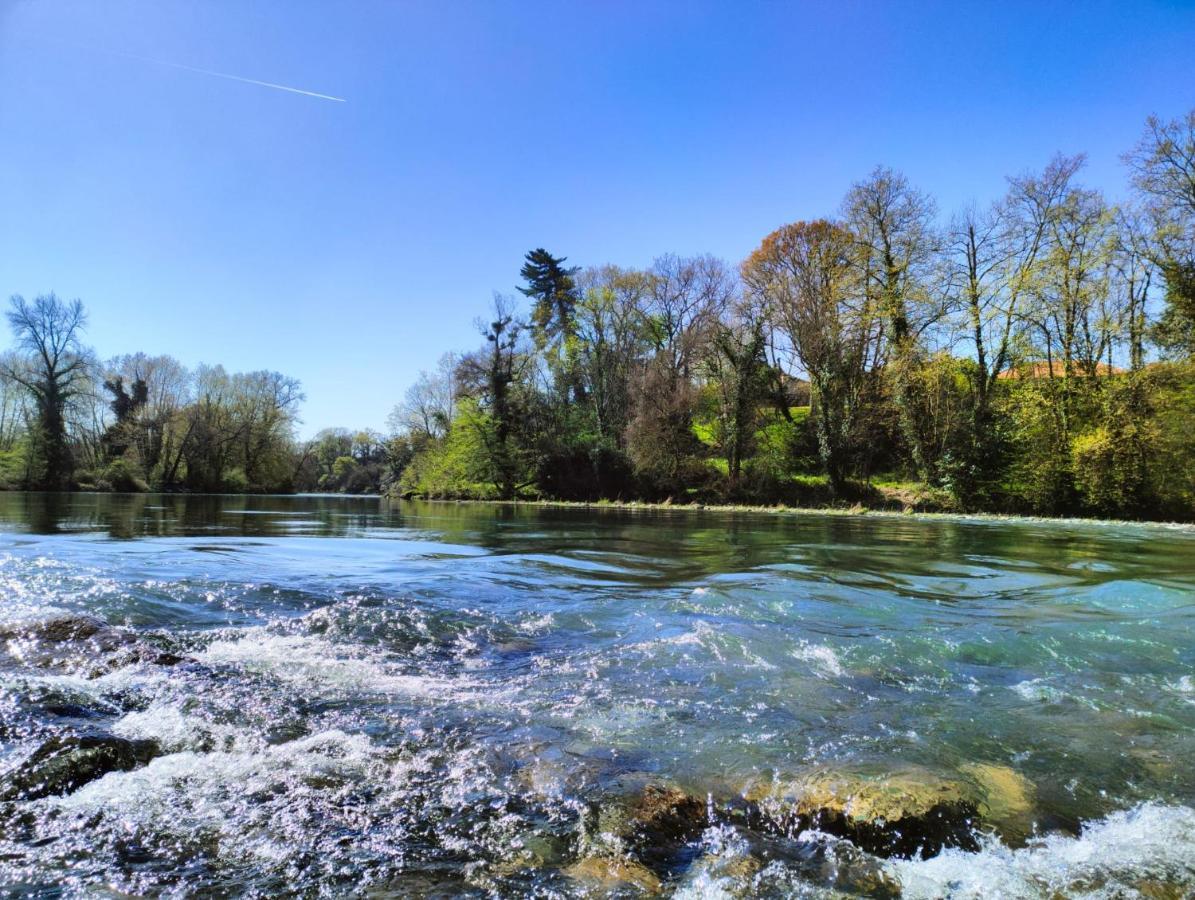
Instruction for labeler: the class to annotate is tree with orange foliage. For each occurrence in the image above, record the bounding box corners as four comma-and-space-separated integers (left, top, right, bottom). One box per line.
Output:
741, 221, 881, 494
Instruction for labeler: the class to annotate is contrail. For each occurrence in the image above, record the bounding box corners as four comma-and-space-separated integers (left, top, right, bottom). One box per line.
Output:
103, 47, 345, 103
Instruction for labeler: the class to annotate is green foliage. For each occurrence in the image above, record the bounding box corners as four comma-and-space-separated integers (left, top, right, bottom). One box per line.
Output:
398, 399, 505, 499
1071, 425, 1153, 517
0, 447, 26, 490
332, 455, 358, 482
1001, 380, 1076, 514
222, 467, 250, 493
98, 458, 150, 493
1153, 262, 1195, 357
1140, 362, 1195, 516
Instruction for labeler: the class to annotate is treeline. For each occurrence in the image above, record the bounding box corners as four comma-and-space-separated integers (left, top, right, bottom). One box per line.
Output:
0, 294, 404, 495
388, 109, 1195, 519
0, 296, 311, 493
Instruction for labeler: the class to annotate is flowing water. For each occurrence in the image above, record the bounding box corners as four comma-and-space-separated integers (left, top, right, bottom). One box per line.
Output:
0, 493, 1193, 898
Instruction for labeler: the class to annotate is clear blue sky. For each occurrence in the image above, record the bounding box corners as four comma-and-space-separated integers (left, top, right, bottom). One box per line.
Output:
1, 1, 1192, 437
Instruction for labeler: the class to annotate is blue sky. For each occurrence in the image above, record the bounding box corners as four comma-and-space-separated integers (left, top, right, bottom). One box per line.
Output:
1, 1, 1192, 436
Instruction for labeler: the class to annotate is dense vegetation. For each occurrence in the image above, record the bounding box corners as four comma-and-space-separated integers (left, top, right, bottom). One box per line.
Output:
2, 109, 1193, 519
390, 110, 1195, 519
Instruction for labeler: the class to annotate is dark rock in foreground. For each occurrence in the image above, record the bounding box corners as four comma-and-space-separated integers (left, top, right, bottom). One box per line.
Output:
0, 733, 160, 801
576, 776, 709, 881
0, 614, 189, 676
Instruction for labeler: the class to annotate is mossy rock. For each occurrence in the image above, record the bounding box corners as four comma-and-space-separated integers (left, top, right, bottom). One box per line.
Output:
564, 856, 662, 895
959, 762, 1036, 843
582, 776, 709, 875
744, 764, 980, 858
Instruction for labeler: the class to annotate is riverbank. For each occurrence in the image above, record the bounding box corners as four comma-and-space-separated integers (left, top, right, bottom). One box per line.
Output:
392, 494, 1195, 532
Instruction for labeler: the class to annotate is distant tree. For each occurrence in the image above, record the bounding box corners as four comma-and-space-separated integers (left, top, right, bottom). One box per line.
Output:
109, 353, 191, 485
389, 353, 459, 440
456, 296, 527, 499
1010, 156, 1115, 434
572, 266, 647, 434
1110, 206, 1156, 372
626, 255, 732, 491
0, 351, 30, 454
1, 294, 91, 489
704, 307, 769, 490
100, 374, 149, 460
519, 248, 579, 345
939, 197, 1039, 505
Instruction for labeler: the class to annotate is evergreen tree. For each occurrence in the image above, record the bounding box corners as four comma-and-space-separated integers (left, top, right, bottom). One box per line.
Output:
519, 248, 586, 403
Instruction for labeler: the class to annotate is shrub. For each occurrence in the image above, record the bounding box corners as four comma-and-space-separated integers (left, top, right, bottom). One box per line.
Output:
99, 458, 150, 493
222, 467, 249, 493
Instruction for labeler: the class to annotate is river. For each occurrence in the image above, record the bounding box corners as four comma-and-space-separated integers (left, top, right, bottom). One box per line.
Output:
0, 493, 1192, 897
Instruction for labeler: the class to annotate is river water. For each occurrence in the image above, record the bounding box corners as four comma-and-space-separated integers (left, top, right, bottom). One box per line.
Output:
0, 493, 1192, 897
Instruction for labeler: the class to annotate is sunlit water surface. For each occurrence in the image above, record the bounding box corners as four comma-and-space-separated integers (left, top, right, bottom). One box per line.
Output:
0, 494, 1192, 897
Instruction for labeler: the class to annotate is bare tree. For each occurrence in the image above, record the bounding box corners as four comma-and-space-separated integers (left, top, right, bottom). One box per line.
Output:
389, 352, 459, 440
1124, 109, 1195, 354
843, 167, 942, 479
573, 265, 650, 449
627, 255, 734, 488
1, 294, 92, 489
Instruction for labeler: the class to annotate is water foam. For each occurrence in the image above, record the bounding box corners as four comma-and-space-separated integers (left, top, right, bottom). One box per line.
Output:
792, 640, 846, 678
198, 631, 470, 699
889, 802, 1195, 898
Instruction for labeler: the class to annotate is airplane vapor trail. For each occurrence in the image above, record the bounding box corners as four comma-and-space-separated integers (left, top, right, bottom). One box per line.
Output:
109, 49, 345, 102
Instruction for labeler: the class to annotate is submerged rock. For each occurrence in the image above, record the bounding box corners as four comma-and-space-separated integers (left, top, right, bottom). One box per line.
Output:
744, 764, 981, 859
564, 856, 663, 894
0, 614, 188, 676
0, 733, 159, 801
587, 779, 707, 865
580, 776, 709, 877
959, 761, 1036, 843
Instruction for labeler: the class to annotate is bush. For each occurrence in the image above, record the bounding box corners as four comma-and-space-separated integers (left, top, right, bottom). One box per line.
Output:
1000, 381, 1076, 515
98, 458, 150, 493
1071, 423, 1156, 517
222, 467, 249, 493
398, 399, 504, 499
0, 447, 28, 490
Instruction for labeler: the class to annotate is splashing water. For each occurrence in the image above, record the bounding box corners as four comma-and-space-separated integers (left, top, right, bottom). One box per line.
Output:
0, 493, 1191, 896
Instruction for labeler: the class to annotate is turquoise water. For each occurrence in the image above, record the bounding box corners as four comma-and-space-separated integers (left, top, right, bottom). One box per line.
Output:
0, 493, 1192, 896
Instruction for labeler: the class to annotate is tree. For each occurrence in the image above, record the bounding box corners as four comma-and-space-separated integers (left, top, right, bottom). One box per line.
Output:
456, 296, 528, 499
1110, 206, 1155, 372
742, 221, 879, 494
389, 353, 458, 441
1124, 109, 1195, 355
843, 167, 941, 480
519, 248, 584, 404
573, 265, 650, 449
101, 374, 148, 460
105, 353, 191, 485
939, 198, 1036, 504
2, 294, 91, 489
704, 305, 769, 490
626, 254, 733, 491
